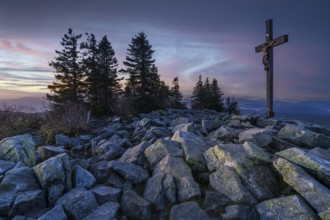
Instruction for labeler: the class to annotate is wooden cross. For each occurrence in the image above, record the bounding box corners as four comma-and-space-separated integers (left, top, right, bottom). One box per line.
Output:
255, 19, 288, 118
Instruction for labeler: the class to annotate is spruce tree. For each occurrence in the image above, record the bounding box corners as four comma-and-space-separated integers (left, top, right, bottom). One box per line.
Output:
121, 32, 163, 112
170, 77, 184, 108
208, 78, 224, 111
47, 28, 84, 105
191, 75, 204, 109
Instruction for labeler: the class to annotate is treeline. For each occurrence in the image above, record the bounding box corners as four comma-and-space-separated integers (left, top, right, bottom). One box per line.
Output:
47, 29, 238, 116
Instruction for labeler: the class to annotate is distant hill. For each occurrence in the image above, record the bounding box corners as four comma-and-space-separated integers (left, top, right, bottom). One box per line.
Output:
0, 97, 45, 112
238, 98, 330, 128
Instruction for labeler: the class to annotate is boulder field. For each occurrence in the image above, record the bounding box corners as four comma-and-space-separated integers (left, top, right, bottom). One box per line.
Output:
1, 109, 330, 219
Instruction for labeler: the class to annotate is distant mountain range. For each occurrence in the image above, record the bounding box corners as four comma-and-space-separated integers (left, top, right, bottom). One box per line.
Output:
237, 98, 330, 128
0, 97, 45, 112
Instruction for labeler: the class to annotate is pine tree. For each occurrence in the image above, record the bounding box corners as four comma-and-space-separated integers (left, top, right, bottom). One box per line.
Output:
47, 28, 84, 105
191, 75, 204, 109
81, 34, 120, 115
170, 77, 184, 108
121, 32, 163, 112
208, 78, 224, 111
96, 36, 120, 114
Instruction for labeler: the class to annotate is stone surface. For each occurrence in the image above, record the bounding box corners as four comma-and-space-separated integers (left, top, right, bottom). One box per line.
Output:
90, 160, 109, 184
256, 195, 318, 220
90, 185, 121, 204
73, 165, 96, 189
83, 202, 119, 220
38, 205, 67, 220
153, 155, 200, 202
144, 173, 165, 210
171, 130, 208, 171
144, 139, 183, 167
121, 190, 151, 220
33, 153, 72, 192
1, 166, 39, 192
277, 147, 330, 186
309, 147, 330, 161
8, 190, 46, 217
55, 188, 98, 220
202, 119, 223, 132
92, 140, 125, 160
170, 201, 213, 220
209, 166, 256, 204
204, 191, 232, 211
274, 158, 330, 213
222, 205, 257, 220
55, 134, 70, 146
0, 160, 15, 175
278, 124, 330, 149
38, 146, 66, 161
37, 205, 67, 220
119, 141, 150, 165
0, 134, 36, 166
108, 160, 149, 183
239, 127, 273, 148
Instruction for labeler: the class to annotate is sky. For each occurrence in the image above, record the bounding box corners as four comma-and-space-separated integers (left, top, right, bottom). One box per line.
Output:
0, 0, 330, 101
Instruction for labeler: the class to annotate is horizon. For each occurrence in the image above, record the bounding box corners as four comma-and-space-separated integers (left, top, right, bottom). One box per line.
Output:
1, 1, 330, 101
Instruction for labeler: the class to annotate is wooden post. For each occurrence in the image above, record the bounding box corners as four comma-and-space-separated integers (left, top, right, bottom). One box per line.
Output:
255, 19, 288, 119
266, 19, 274, 118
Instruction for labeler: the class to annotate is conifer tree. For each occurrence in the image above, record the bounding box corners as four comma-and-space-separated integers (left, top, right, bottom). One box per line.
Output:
47, 28, 84, 105
81, 34, 119, 115
208, 78, 224, 111
170, 77, 184, 108
191, 75, 204, 109
226, 97, 240, 115
121, 32, 163, 112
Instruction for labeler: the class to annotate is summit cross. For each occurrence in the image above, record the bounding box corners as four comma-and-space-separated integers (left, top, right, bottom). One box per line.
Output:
255, 19, 288, 118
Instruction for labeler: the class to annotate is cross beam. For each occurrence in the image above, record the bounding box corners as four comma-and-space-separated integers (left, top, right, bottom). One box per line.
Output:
255, 19, 288, 118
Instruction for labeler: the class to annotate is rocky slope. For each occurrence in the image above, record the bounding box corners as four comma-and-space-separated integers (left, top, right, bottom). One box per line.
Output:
1, 109, 330, 219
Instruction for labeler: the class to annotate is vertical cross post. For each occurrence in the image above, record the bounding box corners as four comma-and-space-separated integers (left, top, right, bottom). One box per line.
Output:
255, 19, 288, 119
266, 19, 274, 118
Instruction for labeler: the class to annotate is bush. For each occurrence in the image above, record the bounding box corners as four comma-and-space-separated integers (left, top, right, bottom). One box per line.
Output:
0, 103, 42, 140
40, 102, 90, 142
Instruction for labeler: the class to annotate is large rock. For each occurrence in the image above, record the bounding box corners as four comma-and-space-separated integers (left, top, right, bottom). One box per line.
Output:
153, 155, 200, 202
278, 124, 330, 149
144, 139, 183, 167
209, 166, 256, 204
277, 147, 330, 186
38, 146, 66, 161
171, 130, 208, 171
0, 134, 36, 166
274, 158, 330, 213
256, 195, 318, 219
309, 147, 330, 161
92, 140, 125, 160
73, 165, 96, 189
8, 190, 46, 217
38, 205, 67, 220
1, 166, 39, 192
0, 191, 16, 216
204, 143, 278, 200
108, 161, 149, 184
121, 190, 150, 220
170, 201, 213, 220
33, 153, 72, 192
239, 127, 273, 148
89, 161, 110, 184
90, 185, 122, 204
83, 202, 119, 220
204, 191, 232, 211
55, 134, 70, 146
119, 141, 150, 166
144, 173, 165, 210
208, 126, 241, 142
55, 188, 98, 220
222, 205, 257, 220
202, 119, 223, 132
